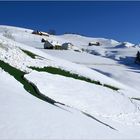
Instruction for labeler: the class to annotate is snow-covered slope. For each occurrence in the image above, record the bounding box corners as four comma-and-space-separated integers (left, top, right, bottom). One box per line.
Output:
0, 25, 140, 139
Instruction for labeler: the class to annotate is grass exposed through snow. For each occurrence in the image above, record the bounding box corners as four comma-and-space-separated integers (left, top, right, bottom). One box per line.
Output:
30, 66, 119, 91
20, 49, 119, 90
0, 60, 56, 104
103, 84, 119, 91
21, 49, 39, 59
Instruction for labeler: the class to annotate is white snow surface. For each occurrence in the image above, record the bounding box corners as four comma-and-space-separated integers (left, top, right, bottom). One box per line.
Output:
1, 69, 121, 139
25, 71, 139, 118
0, 25, 140, 139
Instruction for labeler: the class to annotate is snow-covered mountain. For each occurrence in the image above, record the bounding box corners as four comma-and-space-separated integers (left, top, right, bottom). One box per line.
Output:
0, 25, 140, 139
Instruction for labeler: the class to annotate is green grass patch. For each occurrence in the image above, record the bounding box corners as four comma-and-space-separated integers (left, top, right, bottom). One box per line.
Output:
21, 49, 39, 59
30, 66, 102, 85
103, 84, 119, 91
29, 66, 119, 91
0, 59, 56, 104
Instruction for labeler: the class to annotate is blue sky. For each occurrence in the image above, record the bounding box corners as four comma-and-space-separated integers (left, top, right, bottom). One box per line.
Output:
0, 1, 140, 43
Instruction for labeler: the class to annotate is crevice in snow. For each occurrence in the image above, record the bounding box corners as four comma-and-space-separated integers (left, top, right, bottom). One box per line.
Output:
83, 112, 117, 131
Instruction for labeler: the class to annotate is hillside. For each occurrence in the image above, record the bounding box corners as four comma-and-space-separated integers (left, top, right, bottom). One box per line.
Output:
0, 25, 140, 139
